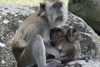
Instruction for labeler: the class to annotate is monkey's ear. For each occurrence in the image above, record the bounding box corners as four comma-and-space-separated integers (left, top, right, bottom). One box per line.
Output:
40, 3, 46, 16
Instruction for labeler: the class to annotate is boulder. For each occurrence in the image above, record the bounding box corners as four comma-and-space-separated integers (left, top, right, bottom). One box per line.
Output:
0, 3, 100, 67
63, 12, 100, 60
0, 3, 35, 67
68, 0, 100, 35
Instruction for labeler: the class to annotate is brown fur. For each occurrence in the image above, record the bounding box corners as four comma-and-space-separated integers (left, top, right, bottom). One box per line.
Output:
56, 38, 76, 62
66, 28, 81, 59
12, 11, 41, 67
50, 28, 75, 63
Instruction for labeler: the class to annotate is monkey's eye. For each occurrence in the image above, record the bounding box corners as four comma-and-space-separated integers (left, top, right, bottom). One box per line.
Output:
53, 3, 62, 8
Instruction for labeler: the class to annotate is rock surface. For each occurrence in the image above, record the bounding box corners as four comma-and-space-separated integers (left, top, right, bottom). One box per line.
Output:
63, 12, 100, 60
68, 0, 100, 35
0, 3, 100, 67
0, 3, 35, 67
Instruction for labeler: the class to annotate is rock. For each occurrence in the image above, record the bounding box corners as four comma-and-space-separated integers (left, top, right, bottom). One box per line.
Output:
0, 3, 35, 44
68, 0, 100, 35
0, 3, 35, 67
64, 60, 100, 67
0, 3, 100, 67
63, 12, 100, 60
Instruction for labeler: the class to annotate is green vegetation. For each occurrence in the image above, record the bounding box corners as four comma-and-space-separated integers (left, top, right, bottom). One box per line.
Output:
99, 39, 100, 42
0, 0, 68, 6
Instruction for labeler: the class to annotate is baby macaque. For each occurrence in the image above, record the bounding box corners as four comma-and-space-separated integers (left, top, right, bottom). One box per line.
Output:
66, 27, 82, 59
66, 27, 90, 62
50, 27, 76, 63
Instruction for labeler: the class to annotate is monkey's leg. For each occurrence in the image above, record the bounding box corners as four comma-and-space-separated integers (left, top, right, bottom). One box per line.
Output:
31, 35, 61, 67
45, 44, 60, 59
31, 34, 47, 67
21, 34, 47, 67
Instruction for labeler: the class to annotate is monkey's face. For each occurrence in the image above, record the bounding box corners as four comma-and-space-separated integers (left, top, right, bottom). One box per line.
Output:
66, 32, 79, 44
40, 0, 68, 28
46, 1, 67, 27
50, 27, 63, 43
66, 28, 80, 44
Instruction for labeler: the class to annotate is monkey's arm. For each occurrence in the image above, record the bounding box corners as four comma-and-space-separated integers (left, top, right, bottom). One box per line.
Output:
57, 48, 75, 62
75, 41, 82, 58
77, 41, 82, 58
12, 30, 27, 48
56, 55, 74, 62
45, 43, 60, 59
12, 30, 29, 61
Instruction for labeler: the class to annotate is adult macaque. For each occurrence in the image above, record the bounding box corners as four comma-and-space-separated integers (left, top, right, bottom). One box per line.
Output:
66, 27, 82, 59
12, 0, 68, 67
50, 27, 76, 63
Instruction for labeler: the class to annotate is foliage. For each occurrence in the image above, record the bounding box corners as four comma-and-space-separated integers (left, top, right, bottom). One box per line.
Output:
0, 0, 68, 6
99, 39, 100, 42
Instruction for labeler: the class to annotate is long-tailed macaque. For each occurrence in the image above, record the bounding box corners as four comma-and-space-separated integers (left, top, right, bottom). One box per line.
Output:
66, 27, 90, 62
50, 27, 89, 64
50, 27, 76, 63
12, 0, 68, 67
66, 27, 82, 59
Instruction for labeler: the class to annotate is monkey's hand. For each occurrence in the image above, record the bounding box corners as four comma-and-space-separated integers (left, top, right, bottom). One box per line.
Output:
45, 43, 60, 58
56, 56, 69, 62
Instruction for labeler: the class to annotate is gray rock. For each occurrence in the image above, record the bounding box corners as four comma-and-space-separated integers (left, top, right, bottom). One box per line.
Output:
0, 3, 35, 67
63, 12, 100, 60
0, 3, 100, 67
68, 0, 100, 35
0, 3, 35, 44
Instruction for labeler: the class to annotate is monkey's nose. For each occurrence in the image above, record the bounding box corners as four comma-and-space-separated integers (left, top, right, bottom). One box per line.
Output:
59, 10, 62, 13
57, 14, 63, 20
